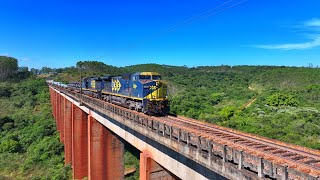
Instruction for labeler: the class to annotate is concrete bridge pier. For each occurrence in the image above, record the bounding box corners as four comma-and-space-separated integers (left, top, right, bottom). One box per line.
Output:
53, 90, 58, 128
72, 104, 88, 179
88, 115, 124, 180
64, 98, 72, 165
57, 92, 61, 133
59, 94, 65, 143
54, 91, 57, 121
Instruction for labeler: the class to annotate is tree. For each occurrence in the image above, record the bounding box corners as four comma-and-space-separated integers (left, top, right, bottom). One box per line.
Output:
0, 56, 18, 81
30, 68, 40, 74
40, 67, 53, 74
18, 67, 28, 72
76, 60, 120, 76
76, 60, 107, 73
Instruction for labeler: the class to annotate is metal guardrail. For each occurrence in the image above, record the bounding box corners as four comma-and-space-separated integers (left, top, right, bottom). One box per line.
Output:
52, 85, 319, 180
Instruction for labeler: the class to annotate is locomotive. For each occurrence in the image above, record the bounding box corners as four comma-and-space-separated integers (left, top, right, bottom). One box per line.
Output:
78, 72, 169, 115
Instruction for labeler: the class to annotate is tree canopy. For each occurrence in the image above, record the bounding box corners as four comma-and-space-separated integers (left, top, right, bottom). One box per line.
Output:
0, 56, 18, 81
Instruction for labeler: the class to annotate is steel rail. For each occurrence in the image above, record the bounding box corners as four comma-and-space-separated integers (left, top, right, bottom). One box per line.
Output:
167, 116, 320, 160
161, 116, 320, 175
175, 115, 320, 157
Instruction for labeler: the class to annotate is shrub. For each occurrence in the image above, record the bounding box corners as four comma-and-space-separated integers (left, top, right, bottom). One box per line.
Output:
211, 93, 224, 105
220, 106, 235, 120
2, 122, 14, 131
266, 93, 298, 107
0, 86, 11, 97
0, 139, 20, 153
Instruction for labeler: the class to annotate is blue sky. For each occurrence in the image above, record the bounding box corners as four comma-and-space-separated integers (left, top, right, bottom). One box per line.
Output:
0, 0, 319, 68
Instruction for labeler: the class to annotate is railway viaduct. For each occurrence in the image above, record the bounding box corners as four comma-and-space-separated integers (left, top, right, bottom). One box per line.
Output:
48, 85, 320, 180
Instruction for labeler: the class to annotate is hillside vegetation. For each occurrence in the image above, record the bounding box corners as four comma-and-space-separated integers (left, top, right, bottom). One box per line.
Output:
0, 78, 70, 179
0, 56, 70, 179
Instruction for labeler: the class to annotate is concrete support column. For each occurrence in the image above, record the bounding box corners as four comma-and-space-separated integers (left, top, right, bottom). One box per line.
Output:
64, 98, 72, 165
88, 115, 105, 180
53, 91, 57, 120
56, 91, 58, 121
50, 89, 53, 116
140, 152, 178, 180
88, 115, 108, 180
60, 96, 65, 143
49, 89, 53, 115
88, 115, 124, 180
54, 91, 57, 119
72, 104, 88, 179
140, 153, 150, 180
57, 93, 61, 132
106, 128, 124, 180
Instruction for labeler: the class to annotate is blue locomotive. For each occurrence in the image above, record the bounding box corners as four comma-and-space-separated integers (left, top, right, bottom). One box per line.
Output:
81, 72, 169, 115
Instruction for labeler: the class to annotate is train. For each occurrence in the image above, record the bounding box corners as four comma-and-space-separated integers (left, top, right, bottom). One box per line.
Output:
51, 72, 169, 115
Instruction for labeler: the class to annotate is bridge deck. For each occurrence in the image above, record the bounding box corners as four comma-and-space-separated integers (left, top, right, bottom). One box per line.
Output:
50, 85, 320, 180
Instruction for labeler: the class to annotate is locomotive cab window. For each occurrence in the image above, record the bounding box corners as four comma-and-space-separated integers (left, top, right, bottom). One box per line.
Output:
152, 75, 161, 80
139, 75, 151, 80
132, 76, 137, 81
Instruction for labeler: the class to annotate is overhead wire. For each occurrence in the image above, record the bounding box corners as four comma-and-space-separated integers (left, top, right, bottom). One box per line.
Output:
168, 0, 248, 32
124, 0, 248, 50
166, 0, 236, 32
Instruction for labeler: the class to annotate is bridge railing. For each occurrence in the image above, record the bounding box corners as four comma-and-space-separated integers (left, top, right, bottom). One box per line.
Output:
52, 85, 318, 180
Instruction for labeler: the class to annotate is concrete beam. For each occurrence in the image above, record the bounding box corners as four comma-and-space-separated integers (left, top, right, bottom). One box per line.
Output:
72, 104, 88, 179
64, 98, 72, 165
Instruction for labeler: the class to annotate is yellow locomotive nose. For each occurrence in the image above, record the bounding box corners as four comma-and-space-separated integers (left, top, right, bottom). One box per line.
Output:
145, 80, 168, 100
155, 80, 168, 99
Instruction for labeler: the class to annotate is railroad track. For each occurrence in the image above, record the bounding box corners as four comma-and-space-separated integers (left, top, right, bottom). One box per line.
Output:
159, 115, 320, 176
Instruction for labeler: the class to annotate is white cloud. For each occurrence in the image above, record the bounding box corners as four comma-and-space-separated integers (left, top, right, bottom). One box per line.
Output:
305, 18, 320, 27
18, 58, 32, 67
0, 53, 9, 56
256, 36, 320, 50
256, 18, 320, 50
20, 58, 30, 62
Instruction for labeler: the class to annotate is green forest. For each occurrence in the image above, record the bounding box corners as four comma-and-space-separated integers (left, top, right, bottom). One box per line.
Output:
0, 57, 70, 179
0, 57, 320, 179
